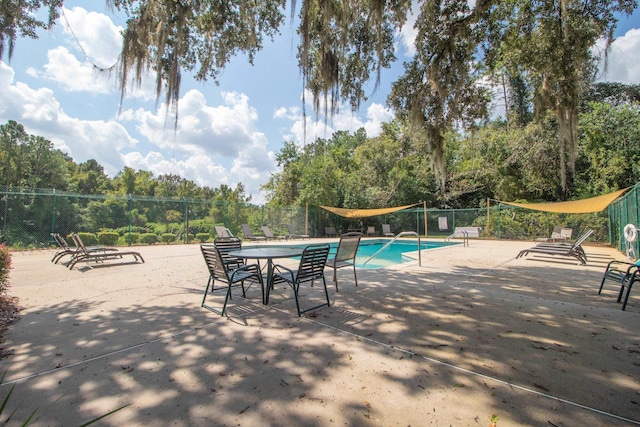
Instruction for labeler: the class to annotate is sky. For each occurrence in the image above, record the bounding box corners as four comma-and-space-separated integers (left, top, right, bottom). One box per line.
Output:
0, 2, 639, 204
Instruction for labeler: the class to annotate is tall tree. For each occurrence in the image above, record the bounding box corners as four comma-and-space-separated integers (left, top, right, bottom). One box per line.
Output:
0, 120, 29, 190
494, 0, 636, 194
577, 101, 640, 194
0, 0, 61, 61
72, 159, 112, 195
388, 0, 491, 190
297, 0, 409, 121
109, 0, 285, 113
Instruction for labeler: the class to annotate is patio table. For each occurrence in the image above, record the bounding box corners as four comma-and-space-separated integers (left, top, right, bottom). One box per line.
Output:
228, 247, 304, 304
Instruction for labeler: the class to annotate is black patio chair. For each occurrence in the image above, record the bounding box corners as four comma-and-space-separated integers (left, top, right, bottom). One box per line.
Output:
620, 270, 639, 310
272, 244, 331, 316
598, 259, 640, 310
200, 244, 263, 316
326, 232, 362, 291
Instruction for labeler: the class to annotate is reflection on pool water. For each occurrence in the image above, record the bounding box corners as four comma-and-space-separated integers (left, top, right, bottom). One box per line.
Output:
282, 239, 460, 270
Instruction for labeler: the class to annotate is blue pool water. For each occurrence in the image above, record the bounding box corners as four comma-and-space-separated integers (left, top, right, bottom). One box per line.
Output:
284, 239, 458, 270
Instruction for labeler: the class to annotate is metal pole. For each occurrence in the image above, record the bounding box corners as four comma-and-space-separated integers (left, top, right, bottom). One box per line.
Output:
50, 189, 56, 242
498, 203, 502, 239
128, 194, 133, 246
423, 201, 428, 237
185, 201, 189, 244
486, 198, 490, 237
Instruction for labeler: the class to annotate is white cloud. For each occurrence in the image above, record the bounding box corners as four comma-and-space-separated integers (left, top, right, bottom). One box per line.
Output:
1, 59, 275, 202
123, 151, 231, 188
398, 2, 420, 57
0, 61, 136, 175
364, 103, 394, 135
41, 46, 113, 93
36, 7, 156, 100
120, 88, 277, 200
61, 6, 123, 68
273, 107, 288, 119
277, 91, 393, 145
596, 28, 640, 84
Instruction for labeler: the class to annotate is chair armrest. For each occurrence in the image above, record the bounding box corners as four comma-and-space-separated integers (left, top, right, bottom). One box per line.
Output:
229, 264, 261, 281
604, 260, 637, 272
624, 263, 640, 274
272, 264, 295, 283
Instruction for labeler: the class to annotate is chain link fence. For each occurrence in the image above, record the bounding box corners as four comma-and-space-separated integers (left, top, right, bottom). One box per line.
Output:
322, 204, 609, 243
608, 182, 640, 257
0, 187, 616, 249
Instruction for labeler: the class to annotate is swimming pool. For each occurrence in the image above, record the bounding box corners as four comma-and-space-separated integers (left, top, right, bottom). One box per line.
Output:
351, 239, 458, 269
277, 239, 459, 270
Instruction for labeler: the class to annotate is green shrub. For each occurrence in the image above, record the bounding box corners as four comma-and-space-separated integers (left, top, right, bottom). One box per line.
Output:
139, 233, 159, 245
161, 233, 176, 243
98, 232, 119, 246
0, 244, 11, 294
145, 223, 167, 235
78, 232, 98, 246
189, 219, 216, 235
124, 232, 140, 244
195, 233, 210, 242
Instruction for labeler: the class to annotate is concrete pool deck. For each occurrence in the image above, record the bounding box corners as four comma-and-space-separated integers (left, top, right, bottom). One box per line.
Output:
1, 238, 639, 426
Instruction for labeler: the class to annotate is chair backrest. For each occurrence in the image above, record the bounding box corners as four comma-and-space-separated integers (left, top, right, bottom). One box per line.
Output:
287, 224, 298, 235
52, 233, 70, 249
213, 237, 242, 263
72, 234, 88, 252
560, 228, 573, 239
241, 224, 255, 237
296, 244, 330, 283
571, 229, 594, 249
215, 226, 232, 238
262, 226, 274, 238
366, 226, 375, 234
438, 217, 448, 231
201, 244, 231, 281
550, 225, 564, 239
336, 233, 361, 263
382, 224, 392, 234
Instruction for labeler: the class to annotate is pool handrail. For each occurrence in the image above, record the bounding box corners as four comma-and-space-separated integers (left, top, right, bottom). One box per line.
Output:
362, 231, 421, 267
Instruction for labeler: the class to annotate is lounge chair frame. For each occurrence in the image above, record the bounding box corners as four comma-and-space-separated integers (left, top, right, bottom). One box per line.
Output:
215, 226, 233, 238
261, 226, 285, 241
67, 234, 144, 270
516, 229, 593, 265
241, 224, 266, 242
51, 233, 79, 264
286, 224, 310, 240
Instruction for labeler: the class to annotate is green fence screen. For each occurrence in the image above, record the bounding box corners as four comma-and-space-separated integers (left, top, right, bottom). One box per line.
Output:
0, 187, 623, 250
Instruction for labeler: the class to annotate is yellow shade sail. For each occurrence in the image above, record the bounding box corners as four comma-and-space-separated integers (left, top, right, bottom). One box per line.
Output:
320, 203, 420, 218
499, 188, 629, 213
